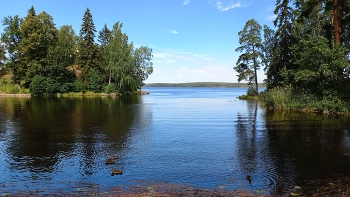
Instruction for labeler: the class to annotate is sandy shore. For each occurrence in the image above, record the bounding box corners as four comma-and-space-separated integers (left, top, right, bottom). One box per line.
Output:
0, 93, 31, 97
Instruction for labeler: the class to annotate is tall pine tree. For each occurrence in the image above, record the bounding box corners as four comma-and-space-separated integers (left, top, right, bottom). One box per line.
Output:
76, 8, 99, 81
266, 0, 296, 89
234, 19, 263, 95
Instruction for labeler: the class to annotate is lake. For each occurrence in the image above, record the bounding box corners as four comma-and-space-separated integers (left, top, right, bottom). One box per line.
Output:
1, 87, 350, 195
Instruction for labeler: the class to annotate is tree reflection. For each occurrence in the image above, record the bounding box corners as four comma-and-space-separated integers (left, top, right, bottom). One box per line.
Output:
0, 95, 151, 177
263, 110, 350, 193
235, 100, 258, 173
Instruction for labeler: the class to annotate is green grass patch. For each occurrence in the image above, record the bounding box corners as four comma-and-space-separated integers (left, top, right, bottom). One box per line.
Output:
259, 87, 350, 115
238, 94, 258, 100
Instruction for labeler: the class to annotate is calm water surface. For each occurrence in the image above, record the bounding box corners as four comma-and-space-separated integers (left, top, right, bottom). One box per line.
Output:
1, 87, 350, 195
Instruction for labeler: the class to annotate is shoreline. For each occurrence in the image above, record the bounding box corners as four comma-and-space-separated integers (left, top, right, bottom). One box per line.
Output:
0, 93, 31, 97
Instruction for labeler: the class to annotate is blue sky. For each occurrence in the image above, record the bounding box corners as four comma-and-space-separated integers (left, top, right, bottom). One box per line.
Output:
1, 0, 277, 83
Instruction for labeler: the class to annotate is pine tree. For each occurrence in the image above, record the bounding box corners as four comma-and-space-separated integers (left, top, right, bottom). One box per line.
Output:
76, 8, 99, 81
266, 0, 295, 88
98, 23, 111, 83
234, 19, 263, 95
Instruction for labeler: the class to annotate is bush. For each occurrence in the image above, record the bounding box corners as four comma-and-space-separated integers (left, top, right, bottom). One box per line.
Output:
73, 79, 86, 92
88, 70, 104, 92
45, 77, 60, 94
247, 86, 256, 96
103, 83, 118, 94
30, 75, 46, 95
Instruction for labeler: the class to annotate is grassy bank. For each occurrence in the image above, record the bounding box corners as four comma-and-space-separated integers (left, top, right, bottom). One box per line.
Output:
258, 87, 350, 115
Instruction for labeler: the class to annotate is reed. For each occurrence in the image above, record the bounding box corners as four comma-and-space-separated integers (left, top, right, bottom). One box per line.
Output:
259, 87, 350, 114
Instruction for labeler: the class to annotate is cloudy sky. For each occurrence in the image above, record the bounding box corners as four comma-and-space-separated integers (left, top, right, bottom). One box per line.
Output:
1, 0, 277, 83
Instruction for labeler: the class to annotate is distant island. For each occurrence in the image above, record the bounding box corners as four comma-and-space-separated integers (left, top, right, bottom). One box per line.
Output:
143, 82, 266, 88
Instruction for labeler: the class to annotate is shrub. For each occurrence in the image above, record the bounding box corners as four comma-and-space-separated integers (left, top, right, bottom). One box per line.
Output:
73, 79, 86, 92
30, 75, 46, 95
103, 83, 118, 94
88, 70, 104, 92
247, 86, 256, 96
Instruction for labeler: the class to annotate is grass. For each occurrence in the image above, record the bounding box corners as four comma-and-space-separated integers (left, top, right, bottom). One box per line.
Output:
258, 87, 350, 115
238, 94, 258, 100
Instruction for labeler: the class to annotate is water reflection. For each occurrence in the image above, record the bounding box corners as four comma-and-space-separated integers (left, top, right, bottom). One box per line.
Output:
263, 110, 350, 193
233, 100, 350, 194
1, 88, 350, 195
235, 100, 258, 174
0, 95, 151, 192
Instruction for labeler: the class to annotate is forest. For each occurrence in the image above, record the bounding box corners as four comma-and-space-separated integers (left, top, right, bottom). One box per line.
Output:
0, 6, 153, 95
234, 0, 350, 113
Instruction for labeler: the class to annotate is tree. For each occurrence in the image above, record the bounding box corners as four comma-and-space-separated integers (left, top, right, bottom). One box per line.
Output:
0, 43, 6, 67
107, 22, 135, 94
290, 35, 350, 98
266, 0, 295, 89
133, 46, 153, 88
98, 23, 111, 83
1, 15, 22, 85
98, 23, 111, 46
17, 7, 58, 86
262, 25, 275, 73
47, 25, 77, 68
234, 19, 263, 95
76, 8, 99, 81
45, 25, 77, 93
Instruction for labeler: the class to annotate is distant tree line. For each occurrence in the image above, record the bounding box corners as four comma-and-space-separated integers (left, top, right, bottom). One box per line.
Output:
0, 6, 153, 95
144, 82, 265, 88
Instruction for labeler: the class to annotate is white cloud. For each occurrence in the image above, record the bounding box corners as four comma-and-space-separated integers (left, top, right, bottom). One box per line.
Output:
146, 47, 240, 83
265, 14, 276, 21
265, 6, 276, 21
183, 0, 190, 6
168, 30, 179, 34
145, 64, 239, 83
215, 1, 249, 11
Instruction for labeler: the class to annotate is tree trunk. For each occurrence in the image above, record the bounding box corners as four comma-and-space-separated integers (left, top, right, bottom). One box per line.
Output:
334, 0, 341, 44
252, 44, 259, 95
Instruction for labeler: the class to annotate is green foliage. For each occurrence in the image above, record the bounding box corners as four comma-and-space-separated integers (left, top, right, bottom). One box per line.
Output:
0, 44, 6, 66
133, 46, 153, 88
234, 19, 263, 95
259, 87, 350, 114
247, 86, 256, 96
8, 86, 20, 94
1, 79, 8, 92
17, 8, 58, 86
47, 25, 77, 69
1, 6, 153, 96
103, 83, 117, 94
1, 15, 23, 85
76, 8, 99, 81
289, 35, 349, 98
73, 79, 86, 92
87, 69, 104, 92
29, 75, 46, 95
266, 0, 295, 89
